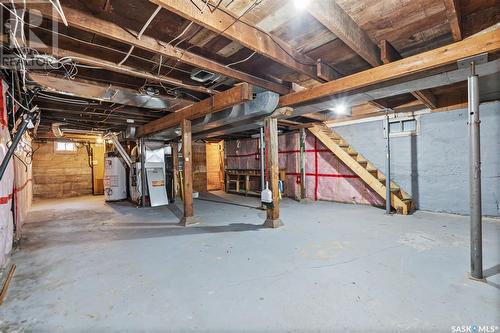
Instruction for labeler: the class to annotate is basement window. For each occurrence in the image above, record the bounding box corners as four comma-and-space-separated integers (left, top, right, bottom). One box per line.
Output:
385, 116, 420, 138
55, 141, 76, 152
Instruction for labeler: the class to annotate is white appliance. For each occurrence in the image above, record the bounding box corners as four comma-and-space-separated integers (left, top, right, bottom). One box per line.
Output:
104, 156, 127, 201
145, 147, 169, 207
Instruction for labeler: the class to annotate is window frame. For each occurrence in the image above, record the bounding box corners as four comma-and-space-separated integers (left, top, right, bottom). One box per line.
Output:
54, 141, 77, 153
384, 115, 420, 138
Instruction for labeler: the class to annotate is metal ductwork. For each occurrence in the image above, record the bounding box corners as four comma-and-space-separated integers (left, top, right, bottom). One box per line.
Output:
150, 91, 279, 140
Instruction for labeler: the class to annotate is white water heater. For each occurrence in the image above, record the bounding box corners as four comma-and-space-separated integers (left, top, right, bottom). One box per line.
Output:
104, 156, 127, 201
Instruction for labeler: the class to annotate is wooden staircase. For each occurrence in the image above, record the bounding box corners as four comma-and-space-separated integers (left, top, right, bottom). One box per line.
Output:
309, 123, 413, 215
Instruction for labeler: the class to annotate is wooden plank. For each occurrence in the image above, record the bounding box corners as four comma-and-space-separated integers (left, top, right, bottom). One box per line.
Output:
380, 40, 438, 109
180, 119, 195, 224
444, 0, 463, 41
263, 117, 283, 228
151, 0, 326, 81
26, 3, 290, 95
138, 83, 253, 136
307, 0, 382, 67
0, 264, 16, 305
279, 27, 500, 107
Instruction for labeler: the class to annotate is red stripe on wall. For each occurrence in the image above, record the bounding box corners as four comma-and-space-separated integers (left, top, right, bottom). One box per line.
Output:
287, 173, 359, 179
0, 179, 32, 205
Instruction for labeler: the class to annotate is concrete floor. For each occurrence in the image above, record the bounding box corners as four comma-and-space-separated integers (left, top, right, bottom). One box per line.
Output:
0, 192, 499, 332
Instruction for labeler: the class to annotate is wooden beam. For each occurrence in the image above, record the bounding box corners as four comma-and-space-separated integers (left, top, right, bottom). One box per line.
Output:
263, 117, 283, 228
444, 0, 463, 41
307, 0, 382, 67
138, 83, 253, 136
150, 0, 330, 81
26, 3, 290, 95
380, 40, 438, 109
279, 27, 500, 107
180, 119, 197, 226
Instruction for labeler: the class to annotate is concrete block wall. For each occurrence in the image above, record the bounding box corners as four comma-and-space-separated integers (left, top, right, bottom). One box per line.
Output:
334, 102, 500, 217
33, 142, 92, 199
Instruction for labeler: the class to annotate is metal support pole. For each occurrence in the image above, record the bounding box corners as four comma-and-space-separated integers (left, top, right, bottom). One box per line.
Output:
140, 137, 147, 207
299, 128, 306, 200
0, 112, 36, 181
385, 111, 392, 214
468, 62, 483, 280
259, 127, 265, 191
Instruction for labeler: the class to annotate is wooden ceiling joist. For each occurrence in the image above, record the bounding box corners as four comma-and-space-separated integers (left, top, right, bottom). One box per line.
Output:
307, 0, 382, 67
0, 35, 214, 96
27, 3, 290, 95
150, 0, 335, 82
139, 83, 253, 136
444, 0, 463, 41
380, 40, 438, 109
279, 26, 500, 108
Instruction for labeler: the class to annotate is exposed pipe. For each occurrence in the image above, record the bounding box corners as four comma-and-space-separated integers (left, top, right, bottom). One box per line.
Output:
105, 133, 133, 168
259, 127, 265, 191
468, 62, 483, 280
0, 112, 36, 181
385, 110, 392, 214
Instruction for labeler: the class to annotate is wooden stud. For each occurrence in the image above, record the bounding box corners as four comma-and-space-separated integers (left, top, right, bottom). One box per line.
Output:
179, 119, 198, 226
263, 117, 283, 228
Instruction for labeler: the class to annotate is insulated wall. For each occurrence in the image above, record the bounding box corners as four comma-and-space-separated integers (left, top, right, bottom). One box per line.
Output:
0, 81, 33, 268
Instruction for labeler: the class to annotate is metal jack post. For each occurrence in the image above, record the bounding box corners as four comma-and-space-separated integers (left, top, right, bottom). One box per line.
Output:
385, 109, 392, 215
468, 61, 483, 280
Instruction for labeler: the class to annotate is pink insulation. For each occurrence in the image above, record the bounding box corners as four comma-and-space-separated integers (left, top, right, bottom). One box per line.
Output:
224, 129, 384, 208
225, 138, 260, 170
304, 133, 384, 206
0, 81, 33, 268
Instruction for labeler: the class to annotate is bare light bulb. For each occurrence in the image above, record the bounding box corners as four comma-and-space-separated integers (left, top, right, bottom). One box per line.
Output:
294, 0, 310, 10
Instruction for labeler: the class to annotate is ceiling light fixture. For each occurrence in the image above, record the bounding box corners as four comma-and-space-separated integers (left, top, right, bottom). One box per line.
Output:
329, 103, 349, 115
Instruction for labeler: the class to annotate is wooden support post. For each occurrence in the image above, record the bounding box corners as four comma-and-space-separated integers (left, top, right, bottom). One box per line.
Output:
300, 128, 307, 201
171, 142, 179, 199
179, 119, 199, 226
263, 117, 283, 228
